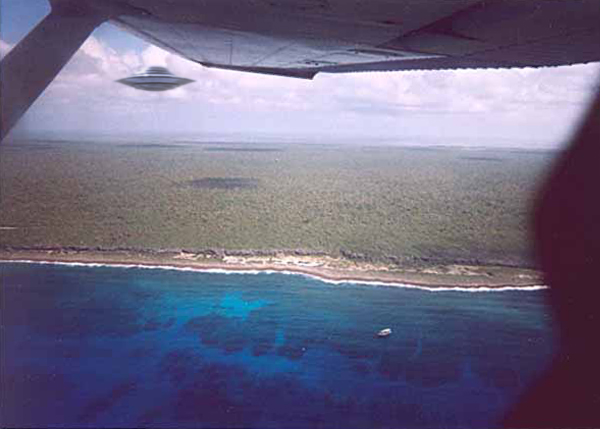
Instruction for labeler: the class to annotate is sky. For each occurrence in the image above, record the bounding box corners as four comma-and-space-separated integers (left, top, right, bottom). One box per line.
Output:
1, 0, 599, 147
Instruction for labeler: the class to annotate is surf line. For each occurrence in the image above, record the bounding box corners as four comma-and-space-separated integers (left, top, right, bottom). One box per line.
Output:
1, 259, 548, 293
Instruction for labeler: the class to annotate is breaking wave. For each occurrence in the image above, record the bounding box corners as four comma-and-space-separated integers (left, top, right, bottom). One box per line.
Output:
1, 259, 548, 292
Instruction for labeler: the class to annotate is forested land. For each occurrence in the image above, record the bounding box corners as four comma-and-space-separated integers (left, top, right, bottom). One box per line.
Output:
0, 138, 556, 267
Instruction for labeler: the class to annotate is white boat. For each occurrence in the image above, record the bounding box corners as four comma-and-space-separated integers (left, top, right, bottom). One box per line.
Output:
377, 328, 392, 338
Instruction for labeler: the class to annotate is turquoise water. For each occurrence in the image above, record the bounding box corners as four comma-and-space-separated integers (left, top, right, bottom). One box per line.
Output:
1, 262, 555, 428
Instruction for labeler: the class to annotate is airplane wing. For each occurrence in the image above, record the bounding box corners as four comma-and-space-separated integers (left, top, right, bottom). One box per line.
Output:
112, 0, 600, 78
1, 0, 599, 140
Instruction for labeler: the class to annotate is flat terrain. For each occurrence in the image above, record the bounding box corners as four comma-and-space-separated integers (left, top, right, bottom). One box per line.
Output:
0, 138, 555, 268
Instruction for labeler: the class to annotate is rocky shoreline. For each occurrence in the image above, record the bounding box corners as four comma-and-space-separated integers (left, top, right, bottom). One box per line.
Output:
0, 246, 544, 290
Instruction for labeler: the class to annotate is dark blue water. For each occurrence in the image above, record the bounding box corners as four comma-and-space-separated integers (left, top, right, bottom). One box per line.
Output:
1, 262, 556, 428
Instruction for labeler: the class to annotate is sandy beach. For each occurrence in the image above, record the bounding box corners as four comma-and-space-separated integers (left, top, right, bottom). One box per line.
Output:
0, 248, 545, 290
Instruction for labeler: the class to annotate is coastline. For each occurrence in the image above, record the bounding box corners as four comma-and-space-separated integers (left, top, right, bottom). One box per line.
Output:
0, 248, 545, 291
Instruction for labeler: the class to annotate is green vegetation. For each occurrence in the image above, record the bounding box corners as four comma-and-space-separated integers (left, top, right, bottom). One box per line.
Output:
0, 139, 555, 267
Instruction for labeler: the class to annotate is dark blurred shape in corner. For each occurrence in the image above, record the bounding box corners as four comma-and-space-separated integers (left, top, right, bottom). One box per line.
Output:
503, 79, 600, 428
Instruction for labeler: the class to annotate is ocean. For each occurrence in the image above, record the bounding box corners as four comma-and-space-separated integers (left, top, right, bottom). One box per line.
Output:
1, 262, 555, 428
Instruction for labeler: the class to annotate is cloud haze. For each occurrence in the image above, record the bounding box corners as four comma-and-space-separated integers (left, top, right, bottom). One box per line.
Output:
5, 21, 599, 147
0, 40, 13, 58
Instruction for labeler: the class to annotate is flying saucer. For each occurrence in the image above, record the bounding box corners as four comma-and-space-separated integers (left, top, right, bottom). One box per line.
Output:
116, 66, 194, 91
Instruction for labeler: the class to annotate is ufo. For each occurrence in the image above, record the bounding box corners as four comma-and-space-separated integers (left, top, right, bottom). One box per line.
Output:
116, 66, 194, 91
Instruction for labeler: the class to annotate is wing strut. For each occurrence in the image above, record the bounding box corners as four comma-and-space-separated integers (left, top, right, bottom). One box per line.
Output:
0, 5, 107, 141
